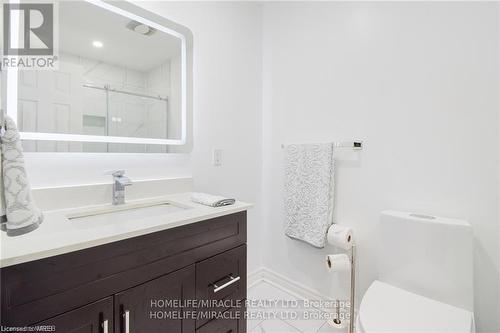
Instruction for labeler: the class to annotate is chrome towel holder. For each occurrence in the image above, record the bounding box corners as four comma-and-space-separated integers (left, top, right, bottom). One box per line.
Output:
281, 141, 363, 150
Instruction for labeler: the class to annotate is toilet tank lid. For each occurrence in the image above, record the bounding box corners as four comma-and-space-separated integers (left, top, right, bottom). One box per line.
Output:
358, 281, 474, 333
381, 210, 471, 228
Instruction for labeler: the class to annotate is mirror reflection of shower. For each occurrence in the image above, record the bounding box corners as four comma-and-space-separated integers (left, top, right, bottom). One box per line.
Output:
82, 82, 168, 153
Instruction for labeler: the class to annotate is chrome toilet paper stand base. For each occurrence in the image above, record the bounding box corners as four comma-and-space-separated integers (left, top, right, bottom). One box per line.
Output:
348, 244, 356, 333
328, 243, 356, 333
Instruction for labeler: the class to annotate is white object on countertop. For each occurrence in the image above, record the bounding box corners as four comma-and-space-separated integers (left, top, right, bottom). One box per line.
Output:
326, 224, 353, 250
325, 254, 351, 273
284, 143, 334, 248
191, 192, 235, 207
0, 115, 43, 236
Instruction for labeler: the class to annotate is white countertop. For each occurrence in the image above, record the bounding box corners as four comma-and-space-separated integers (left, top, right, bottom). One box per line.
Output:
0, 192, 252, 268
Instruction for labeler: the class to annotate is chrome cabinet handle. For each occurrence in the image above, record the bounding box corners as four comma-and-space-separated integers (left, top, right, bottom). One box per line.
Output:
123, 310, 130, 333
102, 319, 108, 333
213, 275, 240, 293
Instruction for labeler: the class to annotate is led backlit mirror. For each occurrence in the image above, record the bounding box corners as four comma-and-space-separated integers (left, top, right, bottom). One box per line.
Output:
5, 0, 192, 153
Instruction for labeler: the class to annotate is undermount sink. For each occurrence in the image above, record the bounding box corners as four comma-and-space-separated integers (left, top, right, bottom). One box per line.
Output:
67, 201, 188, 226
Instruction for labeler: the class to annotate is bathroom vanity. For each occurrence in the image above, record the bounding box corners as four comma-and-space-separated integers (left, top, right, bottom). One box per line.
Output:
0, 192, 250, 333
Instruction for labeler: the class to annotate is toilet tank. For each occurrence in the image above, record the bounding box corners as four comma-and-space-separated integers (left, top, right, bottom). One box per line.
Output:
378, 211, 473, 312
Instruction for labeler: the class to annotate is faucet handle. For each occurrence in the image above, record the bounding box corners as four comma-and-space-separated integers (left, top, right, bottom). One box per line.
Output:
110, 170, 126, 177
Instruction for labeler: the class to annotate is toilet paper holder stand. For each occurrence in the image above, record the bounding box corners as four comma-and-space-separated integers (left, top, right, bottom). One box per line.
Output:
328, 243, 356, 333
349, 244, 356, 333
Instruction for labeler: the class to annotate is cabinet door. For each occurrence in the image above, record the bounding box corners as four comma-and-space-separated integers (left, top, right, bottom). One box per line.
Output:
36, 297, 113, 333
115, 265, 195, 333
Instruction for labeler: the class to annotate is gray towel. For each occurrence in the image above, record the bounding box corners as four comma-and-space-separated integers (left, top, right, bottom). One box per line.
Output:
0, 110, 6, 224
284, 143, 334, 248
191, 192, 235, 207
0, 114, 43, 236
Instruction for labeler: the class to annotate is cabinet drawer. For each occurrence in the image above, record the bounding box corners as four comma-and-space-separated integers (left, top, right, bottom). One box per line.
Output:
196, 307, 246, 333
196, 245, 246, 328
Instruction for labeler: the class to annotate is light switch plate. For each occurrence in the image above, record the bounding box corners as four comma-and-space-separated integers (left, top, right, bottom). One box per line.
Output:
212, 149, 223, 166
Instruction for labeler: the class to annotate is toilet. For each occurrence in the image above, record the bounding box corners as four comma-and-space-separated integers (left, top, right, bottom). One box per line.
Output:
357, 211, 475, 333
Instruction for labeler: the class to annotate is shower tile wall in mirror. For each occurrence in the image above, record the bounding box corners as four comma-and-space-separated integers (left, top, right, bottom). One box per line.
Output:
12, 0, 191, 153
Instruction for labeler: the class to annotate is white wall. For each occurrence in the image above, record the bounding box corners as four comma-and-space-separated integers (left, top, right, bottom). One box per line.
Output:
23, 2, 264, 272
497, 4, 500, 327
261, 2, 499, 332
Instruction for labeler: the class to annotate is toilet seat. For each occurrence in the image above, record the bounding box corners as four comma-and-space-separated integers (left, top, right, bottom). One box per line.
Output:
357, 281, 475, 333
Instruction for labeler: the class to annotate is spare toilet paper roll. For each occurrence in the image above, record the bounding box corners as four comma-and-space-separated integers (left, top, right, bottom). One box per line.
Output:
327, 224, 353, 250
325, 254, 351, 273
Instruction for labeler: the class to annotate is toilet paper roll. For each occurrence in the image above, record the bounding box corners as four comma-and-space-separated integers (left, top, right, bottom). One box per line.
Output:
325, 254, 351, 273
327, 224, 353, 250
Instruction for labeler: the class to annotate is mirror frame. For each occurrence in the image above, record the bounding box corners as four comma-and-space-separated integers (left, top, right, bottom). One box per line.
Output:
6, 0, 193, 147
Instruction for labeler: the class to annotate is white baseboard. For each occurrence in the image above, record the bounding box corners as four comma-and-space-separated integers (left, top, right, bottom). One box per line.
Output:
248, 266, 336, 312
247, 267, 266, 288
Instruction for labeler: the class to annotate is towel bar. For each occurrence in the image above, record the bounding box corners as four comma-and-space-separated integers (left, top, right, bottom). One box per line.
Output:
281, 141, 363, 150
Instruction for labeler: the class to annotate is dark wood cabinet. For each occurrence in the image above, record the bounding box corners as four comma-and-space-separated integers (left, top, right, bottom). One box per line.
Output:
1, 211, 247, 333
197, 318, 239, 333
196, 306, 246, 333
36, 297, 113, 333
196, 314, 242, 333
115, 265, 196, 333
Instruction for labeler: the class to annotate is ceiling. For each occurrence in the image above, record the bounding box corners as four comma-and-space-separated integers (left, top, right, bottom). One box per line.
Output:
59, 1, 181, 72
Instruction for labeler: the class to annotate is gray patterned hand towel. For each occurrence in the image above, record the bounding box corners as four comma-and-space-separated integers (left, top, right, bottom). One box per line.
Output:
191, 192, 236, 207
284, 143, 334, 248
0, 114, 43, 236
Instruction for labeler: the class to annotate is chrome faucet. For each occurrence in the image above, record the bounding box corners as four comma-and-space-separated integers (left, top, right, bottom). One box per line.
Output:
112, 170, 132, 205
